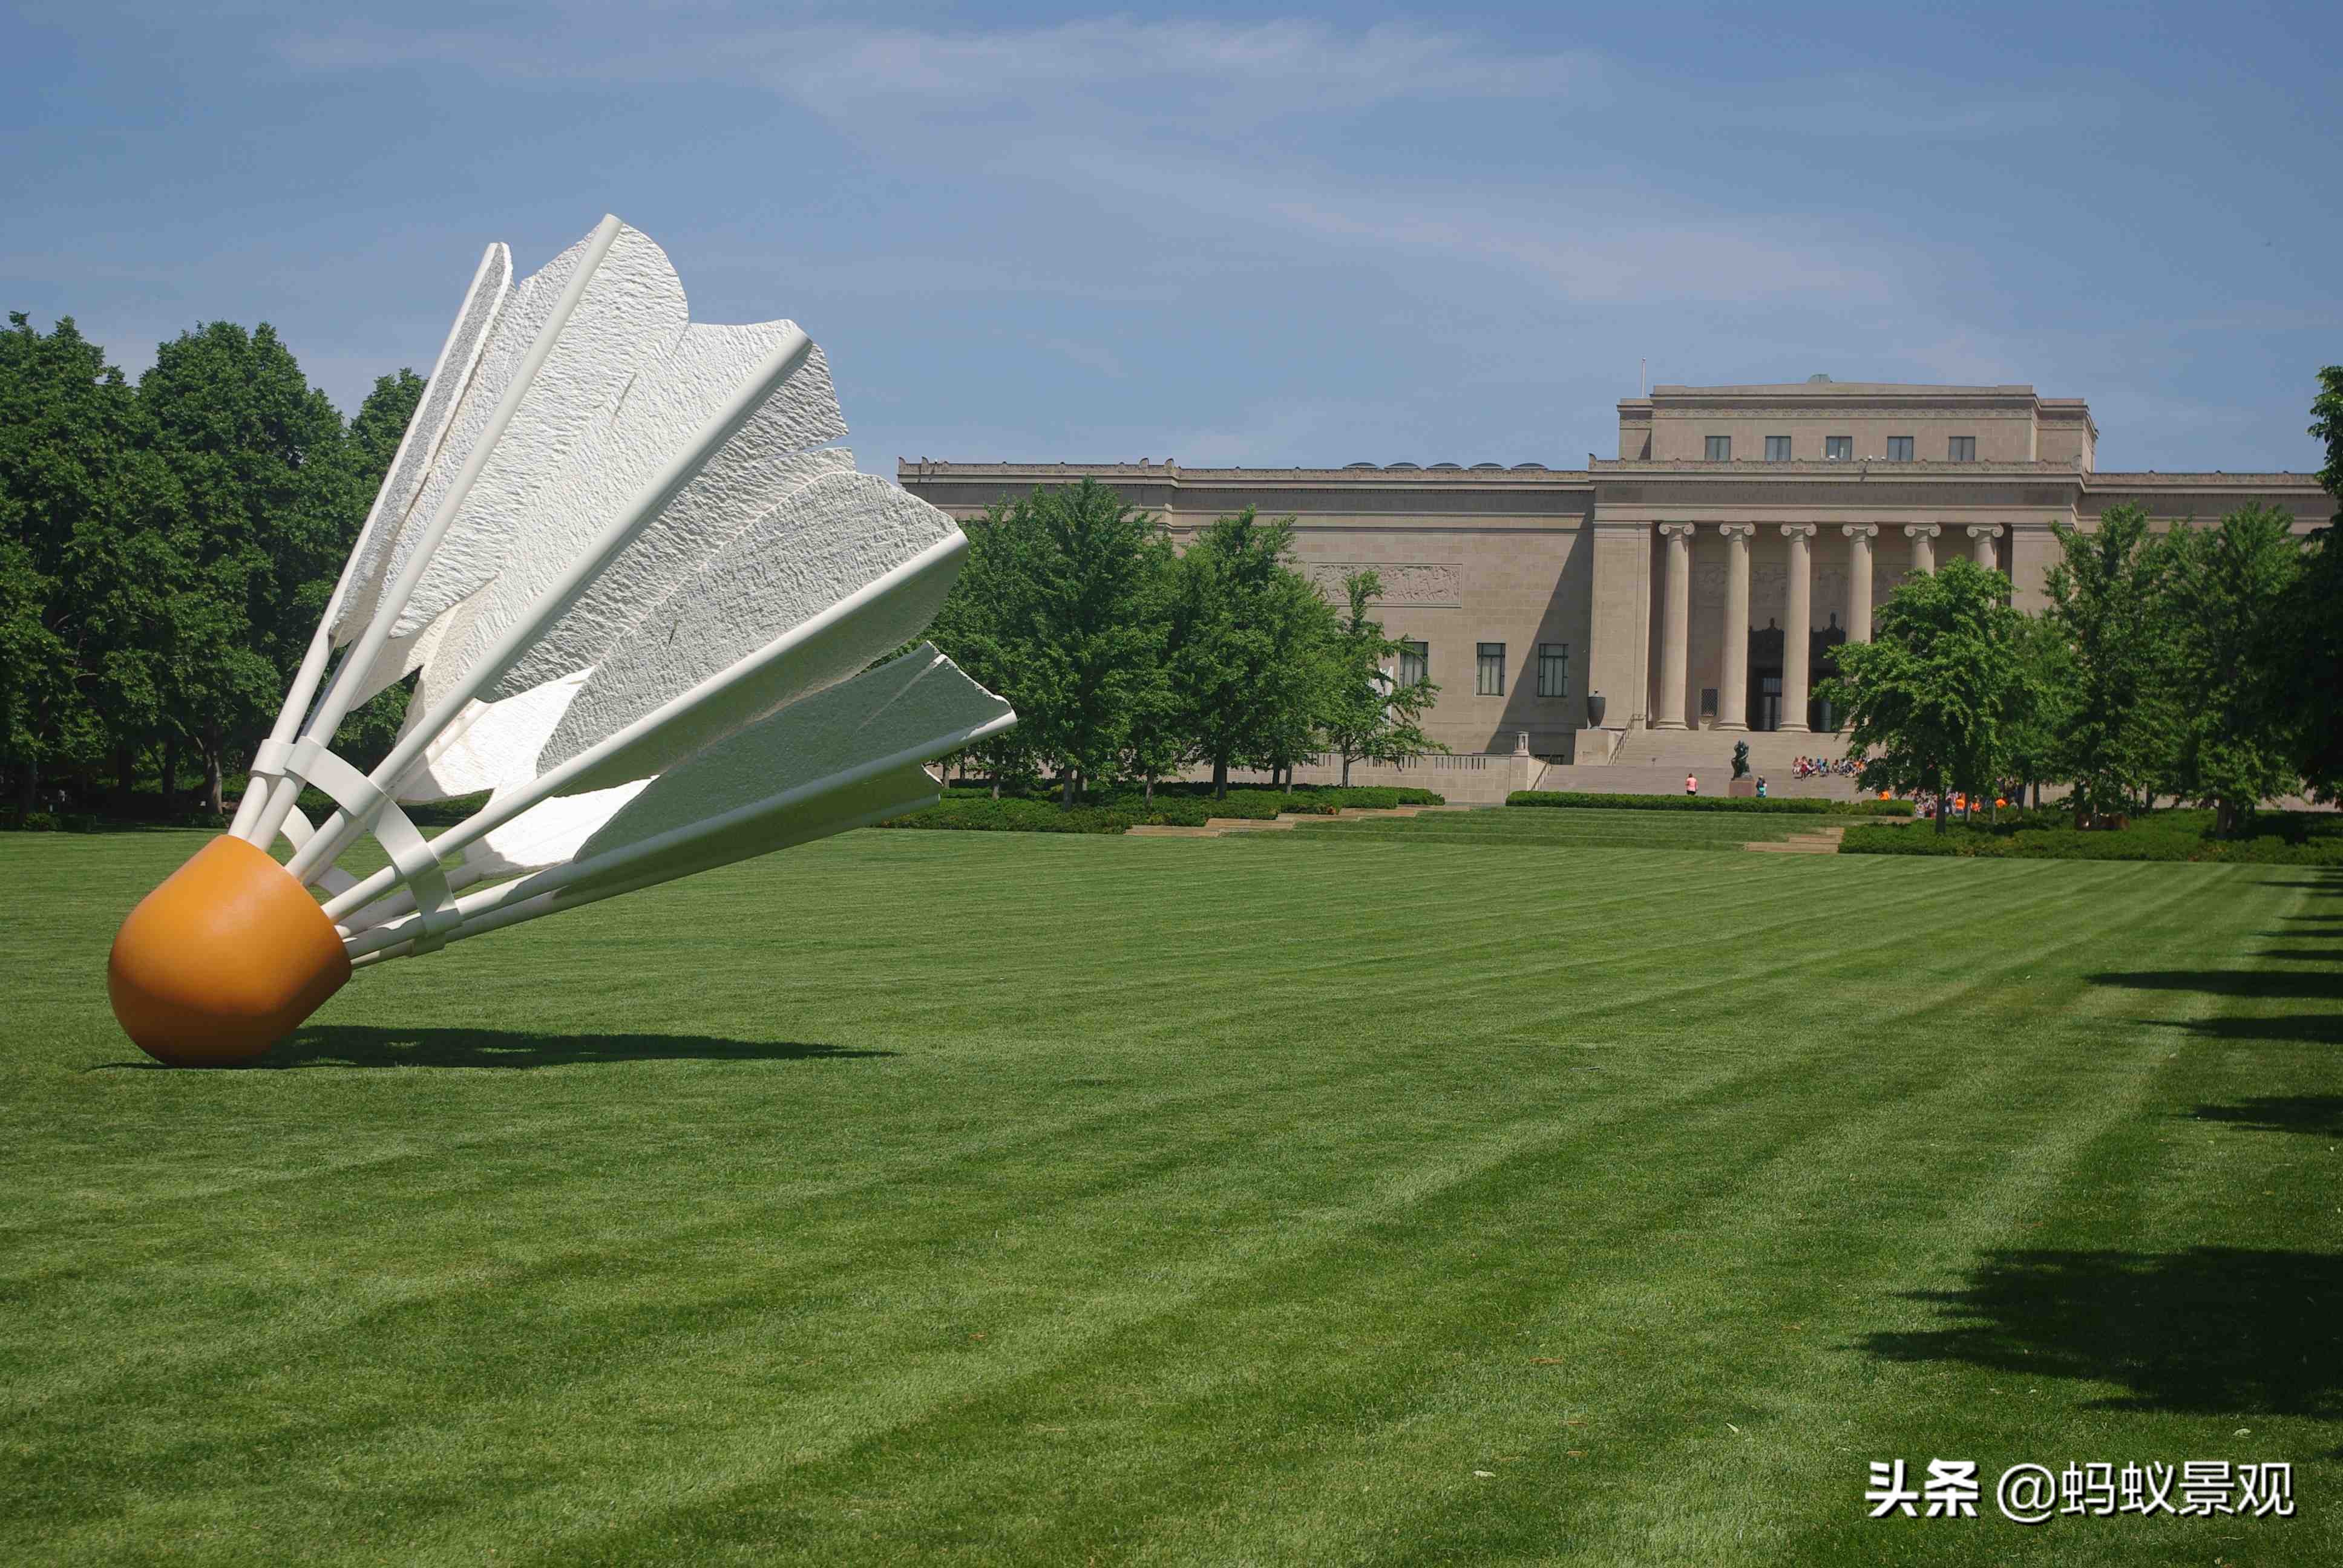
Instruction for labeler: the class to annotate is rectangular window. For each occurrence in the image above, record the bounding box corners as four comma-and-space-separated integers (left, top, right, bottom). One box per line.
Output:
1886, 436, 1914, 462
1948, 436, 1976, 462
1765, 435, 1792, 462
1825, 435, 1853, 461
1704, 435, 1731, 460
1476, 642, 1506, 696
1537, 642, 1570, 698
1398, 639, 1428, 687
1700, 687, 1719, 718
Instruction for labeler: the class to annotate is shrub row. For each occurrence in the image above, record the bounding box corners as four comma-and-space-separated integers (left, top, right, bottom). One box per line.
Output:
1840, 813, 2343, 865
1506, 791, 1915, 818
890, 783, 1446, 834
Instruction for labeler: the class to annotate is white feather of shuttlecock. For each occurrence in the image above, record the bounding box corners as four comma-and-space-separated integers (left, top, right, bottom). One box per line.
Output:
225, 215, 1013, 963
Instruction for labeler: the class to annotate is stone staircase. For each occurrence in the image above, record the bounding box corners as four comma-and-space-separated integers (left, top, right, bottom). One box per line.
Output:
1545, 728, 1872, 802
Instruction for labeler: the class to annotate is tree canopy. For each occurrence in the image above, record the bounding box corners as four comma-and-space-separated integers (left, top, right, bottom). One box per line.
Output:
1820, 557, 2027, 832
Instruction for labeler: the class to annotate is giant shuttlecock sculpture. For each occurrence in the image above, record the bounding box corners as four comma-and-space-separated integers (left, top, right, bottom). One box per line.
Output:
108, 216, 1015, 1067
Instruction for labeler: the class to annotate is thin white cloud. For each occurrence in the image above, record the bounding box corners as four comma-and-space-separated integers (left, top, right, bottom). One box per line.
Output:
278, 14, 1592, 119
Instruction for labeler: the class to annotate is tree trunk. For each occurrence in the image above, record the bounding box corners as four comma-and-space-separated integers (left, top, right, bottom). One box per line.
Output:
1060, 769, 1076, 808
1143, 777, 1155, 805
202, 736, 223, 817
2215, 796, 2236, 838
162, 735, 179, 812
991, 779, 1001, 800
1212, 757, 1228, 800
1342, 754, 1353, 786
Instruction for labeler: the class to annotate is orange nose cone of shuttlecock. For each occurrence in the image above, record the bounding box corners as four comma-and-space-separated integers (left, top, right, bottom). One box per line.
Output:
108, 835, 351, 1067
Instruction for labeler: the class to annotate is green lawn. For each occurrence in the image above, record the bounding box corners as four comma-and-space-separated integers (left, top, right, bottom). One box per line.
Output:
2, 826, 2337, 1566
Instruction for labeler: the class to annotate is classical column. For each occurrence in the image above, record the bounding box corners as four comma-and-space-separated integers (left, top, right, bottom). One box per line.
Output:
1904, 523, 1939, 574
1841, 524, 1876, 644
1715, 524, 1754, 731
1780, 524, 1816, 733
1653, 523, 1694, 730
1968, 523, 2002, 571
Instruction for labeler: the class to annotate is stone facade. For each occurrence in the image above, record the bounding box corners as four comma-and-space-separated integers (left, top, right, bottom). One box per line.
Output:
899, 380, 2327, 765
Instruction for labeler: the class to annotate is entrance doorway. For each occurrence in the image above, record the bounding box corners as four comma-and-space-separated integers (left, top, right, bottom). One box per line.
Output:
1758, 676, 1783, 732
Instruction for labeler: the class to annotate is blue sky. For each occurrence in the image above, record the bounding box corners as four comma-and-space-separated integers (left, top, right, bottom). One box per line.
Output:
6, 1, 2336, 474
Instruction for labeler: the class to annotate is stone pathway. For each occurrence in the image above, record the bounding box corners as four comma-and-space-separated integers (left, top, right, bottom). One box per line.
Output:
1742, 825, 1846, 855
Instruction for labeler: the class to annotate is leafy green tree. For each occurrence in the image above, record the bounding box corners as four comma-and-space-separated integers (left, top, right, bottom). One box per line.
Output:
2041, 503, 2175, 823
2157, 503, 2304, 832
1320, 570, 1443, 786
0, 314, 175, 814
138, 321, 352, 811
929, 480, 1173, 805
2275, 366, 2343, 800
1165, 508, 1329, 799
2003, 612, 2074, 810
1818, 558, 2027, 834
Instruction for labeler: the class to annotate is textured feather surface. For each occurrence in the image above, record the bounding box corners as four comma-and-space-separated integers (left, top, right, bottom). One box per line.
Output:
539, 472, 964, 792
492, 425, 856, 699
345, 224, 687, 704
429, 321, 841, 713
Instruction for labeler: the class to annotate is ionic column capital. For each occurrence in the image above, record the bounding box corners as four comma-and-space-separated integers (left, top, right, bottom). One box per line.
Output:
1778, 523, 1818, 540
1718, 522, 1757, 540
1903, 523, 1941, 540
1841, 523, 1878, 540
1966, 523, 2004, 540
1656, 521, 1697, 539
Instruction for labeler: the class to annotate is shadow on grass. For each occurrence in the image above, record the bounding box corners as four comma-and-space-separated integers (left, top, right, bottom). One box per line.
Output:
2087, 969, 2343, 1001
1860, 1249, 2343, 1419
2149, 1016, 2343, 1046
2187, 1096, 2343, 1137
93, 1026, 894, 1071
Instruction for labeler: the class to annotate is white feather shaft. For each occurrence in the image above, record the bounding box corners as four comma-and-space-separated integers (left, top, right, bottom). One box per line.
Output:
231, 243, 511, 843
343, 709, 1011, 961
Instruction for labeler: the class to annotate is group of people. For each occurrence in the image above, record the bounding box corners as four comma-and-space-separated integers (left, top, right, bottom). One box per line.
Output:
1791, 755, 1860, 779
1915, 788, 2012, 821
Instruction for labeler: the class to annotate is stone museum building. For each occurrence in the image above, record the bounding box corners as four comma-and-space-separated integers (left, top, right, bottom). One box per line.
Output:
899, 378, 2328, 791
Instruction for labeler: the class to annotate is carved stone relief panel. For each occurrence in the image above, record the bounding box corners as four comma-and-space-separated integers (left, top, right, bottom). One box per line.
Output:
1302, 562, 1462, 607
1693, 563, 1728, 607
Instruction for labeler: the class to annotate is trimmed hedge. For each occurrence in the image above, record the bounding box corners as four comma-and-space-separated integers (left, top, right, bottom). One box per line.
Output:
1506, 791, 1915, 818
885, 782, 1447, 834
1841, 809, 2343, 865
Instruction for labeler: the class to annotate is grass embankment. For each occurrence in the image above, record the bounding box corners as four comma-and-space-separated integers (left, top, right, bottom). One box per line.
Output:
2, 829, 2337, 1565
1844, 807, 2343, 866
